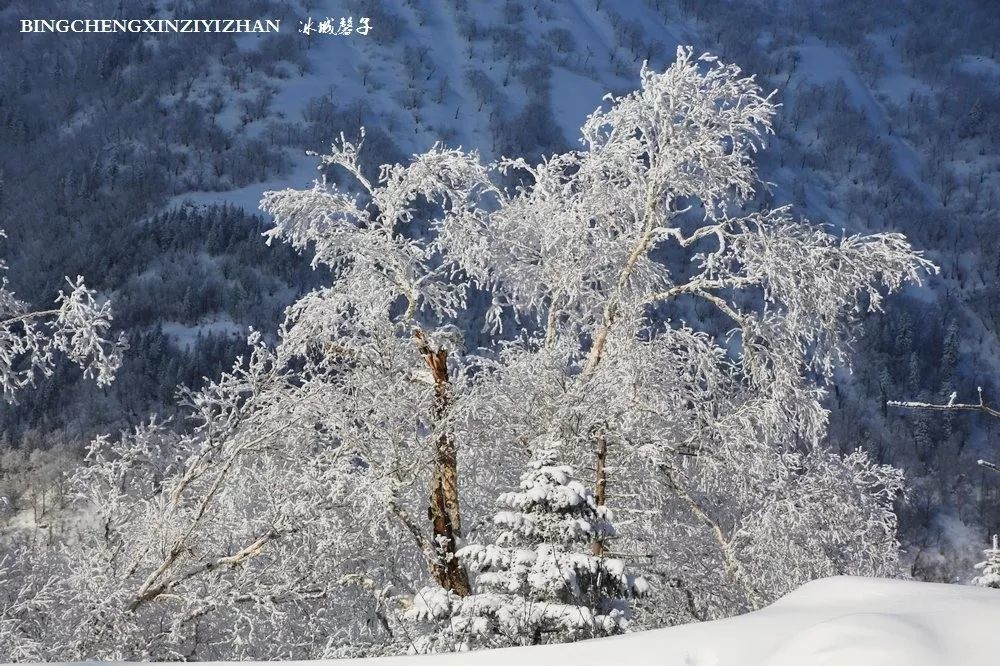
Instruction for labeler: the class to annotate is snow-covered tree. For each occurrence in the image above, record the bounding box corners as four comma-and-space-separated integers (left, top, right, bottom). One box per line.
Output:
0, 230, 126, 401
408, 444, 648, 650
3, 48, 935, 659
0, 232, 125, 659
1, 133, 499, 659
257, 126, 509, 599
973, 535, 1000, 589
440, 46, 932, 614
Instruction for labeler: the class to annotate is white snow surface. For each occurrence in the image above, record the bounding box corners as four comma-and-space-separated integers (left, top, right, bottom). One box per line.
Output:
390, 577, 1000, 666
390, 576, 1000, 666
51, 577, 999, 666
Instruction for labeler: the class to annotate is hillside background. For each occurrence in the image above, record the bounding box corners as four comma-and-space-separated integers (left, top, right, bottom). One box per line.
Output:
1, 0, 999, 581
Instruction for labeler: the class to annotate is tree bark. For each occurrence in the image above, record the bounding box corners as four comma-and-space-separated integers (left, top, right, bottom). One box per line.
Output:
664, 467, 765, 610
592, 433, 608, 557
414, 329, 471, 596
580, 193, 663, 553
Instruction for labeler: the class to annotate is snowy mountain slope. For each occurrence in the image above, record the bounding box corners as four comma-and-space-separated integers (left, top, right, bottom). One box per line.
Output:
3, 0, 1000, 582
170, 0, 694, 216
787, 37, 934, 208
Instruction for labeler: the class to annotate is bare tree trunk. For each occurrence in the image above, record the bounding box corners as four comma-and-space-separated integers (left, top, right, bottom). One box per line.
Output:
665, 467, 765, 610
592, 433, 608, 557
580, 193, 665, 552
415, 329, 470, 596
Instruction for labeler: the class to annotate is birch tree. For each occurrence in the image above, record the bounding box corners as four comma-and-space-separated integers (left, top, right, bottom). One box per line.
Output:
438, 46, 933, 613
259, 130, 495, 596
3, 48, 937, 659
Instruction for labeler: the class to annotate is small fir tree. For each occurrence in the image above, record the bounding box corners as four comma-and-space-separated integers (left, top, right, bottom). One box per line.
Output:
408, 445, 649, 651
973, 535, 1000, 589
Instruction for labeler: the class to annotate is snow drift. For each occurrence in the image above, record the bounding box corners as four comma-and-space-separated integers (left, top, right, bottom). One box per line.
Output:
347, 577, 995, 666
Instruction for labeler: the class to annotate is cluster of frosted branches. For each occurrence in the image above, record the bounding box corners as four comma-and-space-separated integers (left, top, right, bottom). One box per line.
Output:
9, 336, 416, 659
0, 234, 124, 657
0, 549, 59, 662
0, 233, 126, 401
4, 48, 937, 659
261, 129, 492, 331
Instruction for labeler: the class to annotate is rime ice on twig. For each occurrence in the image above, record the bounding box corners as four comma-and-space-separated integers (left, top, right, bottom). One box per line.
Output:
888, 385, 1000, 419
0, 230, 126, 402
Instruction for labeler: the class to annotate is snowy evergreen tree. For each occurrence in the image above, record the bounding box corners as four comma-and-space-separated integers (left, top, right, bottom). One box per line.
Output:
972, 535, 1000, 589
408, 444, 648, 651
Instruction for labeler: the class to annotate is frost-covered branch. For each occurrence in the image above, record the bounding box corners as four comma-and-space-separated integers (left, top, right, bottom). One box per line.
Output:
888, 386, 1000, 419
0, 243, 127, 401
889, 387, 999, 473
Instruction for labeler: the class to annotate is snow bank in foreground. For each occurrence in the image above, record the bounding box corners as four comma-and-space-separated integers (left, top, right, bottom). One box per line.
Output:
362, 577, 996, 666
57, 577, 998, 666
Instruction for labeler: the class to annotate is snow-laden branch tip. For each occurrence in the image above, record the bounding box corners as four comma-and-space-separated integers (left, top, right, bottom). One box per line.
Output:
888, 386, 1000, 419
977, 460, 1000, 474
0, 237, 127, 402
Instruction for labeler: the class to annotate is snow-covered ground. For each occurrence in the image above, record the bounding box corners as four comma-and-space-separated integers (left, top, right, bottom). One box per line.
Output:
194, 577, 991, 666
56, 577, 994, 666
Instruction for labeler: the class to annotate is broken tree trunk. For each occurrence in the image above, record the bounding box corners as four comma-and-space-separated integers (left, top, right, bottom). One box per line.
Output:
414, 328, 470, 596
